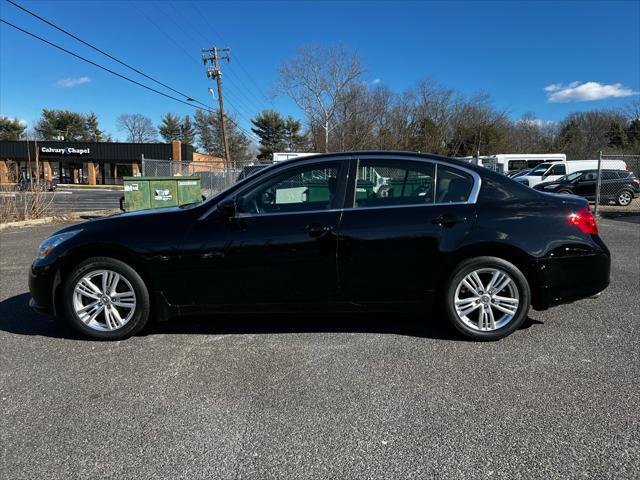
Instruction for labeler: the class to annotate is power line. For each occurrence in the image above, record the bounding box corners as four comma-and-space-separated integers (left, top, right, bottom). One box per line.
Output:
162, 0, 264, 116
130, 1, 259, 133
5, 0, 210, 111
189, 0, 268, 100
0, 18, 260, 142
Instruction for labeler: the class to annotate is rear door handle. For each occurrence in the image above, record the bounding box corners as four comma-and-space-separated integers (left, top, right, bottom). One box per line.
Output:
432, 214, 468, 226
304, 223, 333, 237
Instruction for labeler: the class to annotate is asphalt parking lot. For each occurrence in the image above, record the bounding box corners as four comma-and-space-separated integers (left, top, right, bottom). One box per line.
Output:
1, 188, 122, 214
1, 217, 639, 479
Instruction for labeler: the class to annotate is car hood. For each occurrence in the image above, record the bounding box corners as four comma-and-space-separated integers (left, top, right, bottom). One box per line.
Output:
52, 204, 202, 236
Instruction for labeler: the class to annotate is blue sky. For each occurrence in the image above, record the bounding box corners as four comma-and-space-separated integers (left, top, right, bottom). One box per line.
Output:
1, 0, 639, 141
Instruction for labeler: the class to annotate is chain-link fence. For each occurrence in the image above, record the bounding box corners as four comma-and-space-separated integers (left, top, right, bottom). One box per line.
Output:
593, 152, 640, 215
141, 158, 240, 197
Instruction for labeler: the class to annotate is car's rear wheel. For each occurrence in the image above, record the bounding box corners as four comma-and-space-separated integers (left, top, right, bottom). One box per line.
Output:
616, 190, 633, 206
445, 257, 531, 341
63, 257, 150, 340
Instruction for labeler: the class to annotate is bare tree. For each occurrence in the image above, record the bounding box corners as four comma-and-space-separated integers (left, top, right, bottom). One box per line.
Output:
278, 44, 365, 152
116, 113, 158, 143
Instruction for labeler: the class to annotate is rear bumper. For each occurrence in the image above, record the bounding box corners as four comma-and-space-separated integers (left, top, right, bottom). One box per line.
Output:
530, 249, 610, 310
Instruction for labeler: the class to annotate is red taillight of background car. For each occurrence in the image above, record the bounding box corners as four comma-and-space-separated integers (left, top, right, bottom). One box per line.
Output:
569, 207, 599, 235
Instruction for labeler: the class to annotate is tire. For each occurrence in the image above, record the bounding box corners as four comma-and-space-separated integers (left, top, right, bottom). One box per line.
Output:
557, 189, 572, 195
615, 189, 633, 207
444, 256, 531, 341
62, 257, 150, 340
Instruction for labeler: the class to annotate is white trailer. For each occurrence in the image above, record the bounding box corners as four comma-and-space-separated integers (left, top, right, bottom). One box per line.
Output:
482, 154, 566, 174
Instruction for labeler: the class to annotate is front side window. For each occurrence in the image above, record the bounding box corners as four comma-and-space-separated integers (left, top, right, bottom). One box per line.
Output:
236, 162, 340, 215
436, 165, 474, 203
354, 160, 435, 208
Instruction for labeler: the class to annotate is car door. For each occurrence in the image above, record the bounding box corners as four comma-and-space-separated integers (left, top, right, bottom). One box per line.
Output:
574, 170, 598, 199
336, 157, 478, 305
182, 159, 348, 308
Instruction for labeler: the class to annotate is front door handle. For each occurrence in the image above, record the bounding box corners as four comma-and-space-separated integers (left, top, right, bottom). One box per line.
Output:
432, 214, 468, 226
304, 223, 333, 237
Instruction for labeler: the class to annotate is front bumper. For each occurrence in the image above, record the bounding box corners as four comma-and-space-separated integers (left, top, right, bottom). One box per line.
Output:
530, 249, 610, 310
28, 262, 58, 316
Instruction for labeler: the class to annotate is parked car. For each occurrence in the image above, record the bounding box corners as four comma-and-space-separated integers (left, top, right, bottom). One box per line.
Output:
29, 151, 610, 341
516, 159, 627, 187
534, 169, 640, 206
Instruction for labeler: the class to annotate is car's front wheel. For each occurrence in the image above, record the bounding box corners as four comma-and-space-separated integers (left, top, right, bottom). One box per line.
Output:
445, 257, 531, 341
63, 257, 150, 340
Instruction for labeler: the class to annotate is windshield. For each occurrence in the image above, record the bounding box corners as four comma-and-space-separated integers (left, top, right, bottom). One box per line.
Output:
558, 171, 583, 182
529, 163, 552, 176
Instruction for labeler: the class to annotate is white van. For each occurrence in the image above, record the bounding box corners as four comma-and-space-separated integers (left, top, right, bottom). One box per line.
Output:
483, 154, 566, 174
516, 160, 628, 187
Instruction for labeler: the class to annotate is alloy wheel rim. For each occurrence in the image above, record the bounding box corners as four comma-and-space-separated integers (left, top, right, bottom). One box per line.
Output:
454, 267, 520, 332
72, 269, 136, 332
619, 192, 631, 205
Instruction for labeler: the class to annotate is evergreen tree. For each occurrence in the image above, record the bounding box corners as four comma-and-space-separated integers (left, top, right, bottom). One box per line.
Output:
194, 109, 252, 163
85, 112, 103, 141
158, 113, 182, 142
283, 116, 308, 152
251, 110, 287, 160
0, 116, 27, 140
606, 122, 628, 149
180, 115, 196, 145
35, 109, 91, 141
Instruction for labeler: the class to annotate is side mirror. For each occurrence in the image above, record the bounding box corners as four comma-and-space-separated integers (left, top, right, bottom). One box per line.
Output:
217, 198, 237, 219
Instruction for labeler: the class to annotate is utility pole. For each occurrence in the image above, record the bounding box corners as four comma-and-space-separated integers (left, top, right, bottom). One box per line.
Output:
202, 47, 231, 170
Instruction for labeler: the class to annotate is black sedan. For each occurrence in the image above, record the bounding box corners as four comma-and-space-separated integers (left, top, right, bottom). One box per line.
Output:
534, 169, 640, 206
29, 151, 610, 341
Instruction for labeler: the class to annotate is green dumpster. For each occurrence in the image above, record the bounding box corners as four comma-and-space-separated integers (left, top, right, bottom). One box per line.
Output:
122, 176, 201, 212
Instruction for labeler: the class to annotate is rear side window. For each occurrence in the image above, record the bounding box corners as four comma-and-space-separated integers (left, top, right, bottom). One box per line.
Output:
601, 171, 618, 180
354, 160, 435, 208
436, 165, 473, 203
508, 160, 528, 171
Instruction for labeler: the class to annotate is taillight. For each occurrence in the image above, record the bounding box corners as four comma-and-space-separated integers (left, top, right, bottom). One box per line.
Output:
569, 207, 598, 234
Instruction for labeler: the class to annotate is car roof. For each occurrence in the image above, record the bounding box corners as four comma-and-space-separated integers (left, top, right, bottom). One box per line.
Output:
273, 150, 480, 171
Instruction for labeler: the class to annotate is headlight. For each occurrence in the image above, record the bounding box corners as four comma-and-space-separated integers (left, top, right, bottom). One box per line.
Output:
37, 230, 82, 259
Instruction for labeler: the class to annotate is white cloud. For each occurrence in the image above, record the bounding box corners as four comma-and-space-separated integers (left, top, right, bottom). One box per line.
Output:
55, 76, 91, 88
517, 118, 556, 127
371, 78, 381, 85
545, 81, 638, 103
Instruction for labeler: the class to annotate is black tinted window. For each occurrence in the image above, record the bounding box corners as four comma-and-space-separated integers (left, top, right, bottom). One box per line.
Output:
354, 160, 435, 208
601, 171, 618, 180
236, 163, 340, 215
436, 165, 473, 203
549, 164, 566, 175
